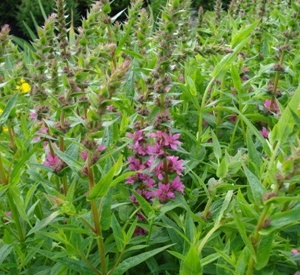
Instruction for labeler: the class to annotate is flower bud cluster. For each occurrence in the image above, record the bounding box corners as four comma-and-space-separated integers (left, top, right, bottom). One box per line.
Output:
126, 130, 184, 203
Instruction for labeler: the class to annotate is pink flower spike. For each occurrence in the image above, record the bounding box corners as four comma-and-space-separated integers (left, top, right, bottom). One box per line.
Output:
264, 99, 279, 114
260, 126, 269, 139
44, 154, 60, 168
167, 156, 184, 175
80, 150, 88, 161
97, 144, 106, 152
292, 249, 299, 256
171, 177, 185, 193
30, 110, 37, 120
154, 183, 175, 202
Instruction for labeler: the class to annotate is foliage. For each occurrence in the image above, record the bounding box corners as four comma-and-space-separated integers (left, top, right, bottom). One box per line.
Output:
1, 0, 300, 274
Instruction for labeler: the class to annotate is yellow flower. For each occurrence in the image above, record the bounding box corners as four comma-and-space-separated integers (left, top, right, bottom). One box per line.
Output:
16, 78, 31, 94
2, 126, 8, 133
0, 108, 3, 114
20, 82, 31, 93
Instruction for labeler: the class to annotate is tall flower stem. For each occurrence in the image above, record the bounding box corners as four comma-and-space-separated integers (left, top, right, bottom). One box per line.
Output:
87, 157, 107, 274
0, 153, 7, 184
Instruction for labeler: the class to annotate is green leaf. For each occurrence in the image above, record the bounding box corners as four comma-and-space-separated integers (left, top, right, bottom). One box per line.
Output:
186, 76, 197, 96
231, 64, 242, 91
231, 21, 259, 48
132, 190, 153, 218
243, 165, 265, 205
180, 245, 202, 275
87, 155, 123, 200
111, 244, 174, 275
111, 213, 125, 252
270, 83, 300, 144
211, 131, 222, 161
232, 210, 256, 260
216, 190, 233, 224
0, 244, 13, 265
52, 146, 82, 172
234, 107, 271, 157
217, 157, 228, 178
246, 130, 262, 171
100, 192, 112, 231
0, 93, 18, 126
211, 21, 258, 80
27, 211, 60, 236
260, 208, 300, 235
256, 234, 274, 270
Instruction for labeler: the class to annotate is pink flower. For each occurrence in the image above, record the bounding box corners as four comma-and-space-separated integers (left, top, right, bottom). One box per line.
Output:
171, 177, 185, 193
128, 157, 145, 171
292, 249, 299, 256
80, 150, 88, 161
165, 86, 171, 92
264, 99, 279, 114
127, 130, 148, 155
44, 154, 60, 168
97, 144, 106, 152
260, 126, 269, 139
167, 156, 184, 175
30, 110, 37, 120
134, 226, 147, 236
154, 183, 175, 202
32, 127, 48, 143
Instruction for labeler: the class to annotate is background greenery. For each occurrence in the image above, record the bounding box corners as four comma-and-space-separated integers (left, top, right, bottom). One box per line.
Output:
0, 0, 231, 39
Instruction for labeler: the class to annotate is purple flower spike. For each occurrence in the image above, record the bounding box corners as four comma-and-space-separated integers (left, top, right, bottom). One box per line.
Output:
260, 126, 269, 139
44, 154, 60, 168
154, 183, 175, 202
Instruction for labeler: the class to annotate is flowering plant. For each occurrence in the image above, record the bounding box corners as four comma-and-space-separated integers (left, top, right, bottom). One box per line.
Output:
1, 0, 300, 274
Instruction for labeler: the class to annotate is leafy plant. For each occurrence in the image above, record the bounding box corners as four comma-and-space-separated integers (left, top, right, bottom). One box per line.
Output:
1, 0, 300, 274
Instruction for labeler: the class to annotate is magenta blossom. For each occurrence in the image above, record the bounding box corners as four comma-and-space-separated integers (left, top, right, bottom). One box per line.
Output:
260, 126, 269, 139
171, 176, 185, 193
80, 150, 88, 161
44, 154, 60, 168
154, 183, 175, 202
292, 249, 299, 256
264, 99, 279, 114
134, 226, 147, 236
30, 110, 37, 120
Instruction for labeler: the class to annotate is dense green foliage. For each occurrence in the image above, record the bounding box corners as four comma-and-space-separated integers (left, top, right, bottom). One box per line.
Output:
1, 0, 300, 274
0, 0, 231, 39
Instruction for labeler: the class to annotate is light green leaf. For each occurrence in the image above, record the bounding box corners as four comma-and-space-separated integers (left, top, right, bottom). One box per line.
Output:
243, 165, 265, 205
270, 84, 300, 144
52, 146, 82, 172
180, 245, 202, 275
231, 21, 259, 48
88, 155, 123, 200
211, 131, 222, 161
111, 213, 125, 252
111, 244, 174, 275
212, 21, 258, 80
0, 93, 18, 126
256, 234, 274, 270
27, 211, 60, 236
0, 244, 13, 265
260, 208, 300, 235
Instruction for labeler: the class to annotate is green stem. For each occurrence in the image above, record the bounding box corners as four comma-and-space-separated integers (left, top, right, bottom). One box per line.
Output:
246, 204, 271, 275
202, 196, 213, 220
198, 221, 222, 254
88, 161, 107, 274
0, 153, 8, 184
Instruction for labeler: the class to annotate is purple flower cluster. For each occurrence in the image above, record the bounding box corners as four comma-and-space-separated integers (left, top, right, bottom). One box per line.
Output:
126, 130, 184, 202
